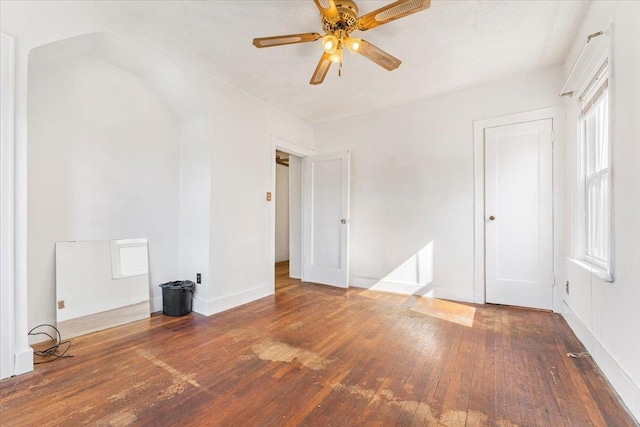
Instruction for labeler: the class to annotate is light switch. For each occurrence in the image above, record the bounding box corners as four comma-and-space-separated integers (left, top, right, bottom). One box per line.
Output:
266, 192, 272, 201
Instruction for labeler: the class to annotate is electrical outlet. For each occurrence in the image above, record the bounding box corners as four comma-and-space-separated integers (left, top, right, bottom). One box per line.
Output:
196, 273, 201, 284
58, 300, 65, 309
266, 192, 272, 201
566, 281, 570, 295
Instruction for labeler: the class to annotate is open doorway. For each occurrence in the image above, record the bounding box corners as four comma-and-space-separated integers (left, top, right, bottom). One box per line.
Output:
275, 150, 303, 284
269, 137, 310, 293
269, 139, 351, 292
275, 150, 291, 282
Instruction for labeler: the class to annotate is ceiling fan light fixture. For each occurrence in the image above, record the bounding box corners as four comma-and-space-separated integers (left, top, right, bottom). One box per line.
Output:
329, 49, 343, 63
344, 36, 362, 53
252, 0, 433, 85
322, 34, 339, 54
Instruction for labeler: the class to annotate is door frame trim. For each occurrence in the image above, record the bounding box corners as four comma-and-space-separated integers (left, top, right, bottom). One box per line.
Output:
1, 32, 16, 379
268, 135, 313, 293
472, 106, 564, 311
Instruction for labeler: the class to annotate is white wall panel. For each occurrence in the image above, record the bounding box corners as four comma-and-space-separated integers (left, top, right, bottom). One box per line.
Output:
314, 66, 562, 302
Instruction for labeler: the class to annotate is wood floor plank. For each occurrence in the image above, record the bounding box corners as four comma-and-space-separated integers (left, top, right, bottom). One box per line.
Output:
394, 334, 440, 426
465, 319, 489, 427
540, 315, 598, 427
518, 311, 553, 427
0, 262, 636, 427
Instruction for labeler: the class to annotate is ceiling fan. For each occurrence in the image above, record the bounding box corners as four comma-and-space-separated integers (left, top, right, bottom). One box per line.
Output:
252, 0, 431, 85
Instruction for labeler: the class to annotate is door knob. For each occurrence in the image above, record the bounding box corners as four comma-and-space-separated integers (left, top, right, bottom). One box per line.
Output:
489, 216, 495, 221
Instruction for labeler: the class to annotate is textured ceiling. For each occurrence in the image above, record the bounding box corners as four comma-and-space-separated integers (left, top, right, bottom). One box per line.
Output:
95, 0, 590, 125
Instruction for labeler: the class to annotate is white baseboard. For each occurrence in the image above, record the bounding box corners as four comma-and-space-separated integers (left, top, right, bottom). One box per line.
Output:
14, 346, 33, 376
151, 296, 162, 313
354, 279, 425, 295
426, 287, 475, 303
349, 276, 379, 288
561, 301, 640, 423
192, 284, 273, 317
349, 277, 475, 303
289, 268, 301, 279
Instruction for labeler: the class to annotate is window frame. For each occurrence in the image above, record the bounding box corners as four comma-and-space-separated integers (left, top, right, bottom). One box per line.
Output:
575, 59, 614, 280
582, 80, 609, 269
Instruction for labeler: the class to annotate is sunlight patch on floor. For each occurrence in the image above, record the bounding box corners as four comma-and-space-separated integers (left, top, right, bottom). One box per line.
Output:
410, 297, 476, 327
359, 289, 413, 306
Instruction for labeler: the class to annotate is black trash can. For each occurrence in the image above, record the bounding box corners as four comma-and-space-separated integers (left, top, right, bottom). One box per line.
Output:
159, 280, 195, 316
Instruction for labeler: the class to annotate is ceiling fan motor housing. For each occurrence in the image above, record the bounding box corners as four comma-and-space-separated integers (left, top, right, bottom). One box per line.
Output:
322, 0, 359, 34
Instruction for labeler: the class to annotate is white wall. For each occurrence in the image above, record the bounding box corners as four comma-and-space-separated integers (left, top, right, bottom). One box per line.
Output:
27, 54, 181, 333
178, 116, 212, 305
275, 163, 289, 262
314, 65, 563, 302
1, 1, 313, 373
561, 1, 640, 421
184, 63, 313, 314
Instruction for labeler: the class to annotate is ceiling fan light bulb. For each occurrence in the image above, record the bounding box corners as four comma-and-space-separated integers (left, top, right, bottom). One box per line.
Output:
329, 50, 341, 63
322, 34, 338, 54
344, 37, 362, 53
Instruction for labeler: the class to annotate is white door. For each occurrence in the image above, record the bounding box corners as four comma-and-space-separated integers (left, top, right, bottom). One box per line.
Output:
302, 151, 350, 287
485, 119, 553, 309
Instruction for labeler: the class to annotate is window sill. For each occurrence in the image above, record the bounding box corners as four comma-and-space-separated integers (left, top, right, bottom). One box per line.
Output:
568, 258, 613, 282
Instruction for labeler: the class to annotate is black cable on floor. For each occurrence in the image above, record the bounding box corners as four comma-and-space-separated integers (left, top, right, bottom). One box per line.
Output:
28, 324, 74, 364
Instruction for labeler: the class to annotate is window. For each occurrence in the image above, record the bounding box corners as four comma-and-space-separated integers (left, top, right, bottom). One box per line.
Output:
580, 61, 610, 270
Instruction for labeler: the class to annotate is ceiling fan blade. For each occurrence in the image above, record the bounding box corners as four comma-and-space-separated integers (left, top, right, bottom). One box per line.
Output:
313, 0, 339, 20
356, 0, 431, 31
310, 52, 333, 85
357, 40, 401, 71
253, 33, 321, 48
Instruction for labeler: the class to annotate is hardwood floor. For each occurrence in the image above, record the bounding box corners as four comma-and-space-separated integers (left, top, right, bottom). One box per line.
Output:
1, 261, 637, 426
